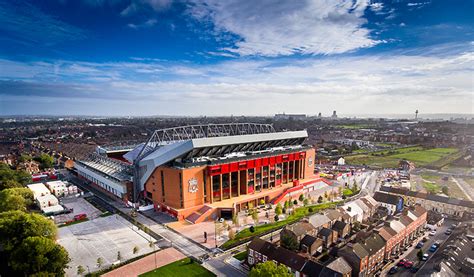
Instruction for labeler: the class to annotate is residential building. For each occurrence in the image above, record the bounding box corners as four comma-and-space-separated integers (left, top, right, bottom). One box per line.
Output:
373, 191, 403, 215
281, 221, 317, 245
317, 227, 338, 248
380, 186, 474, 217
300, 235, 323, 256
309, 214, 331, 231
332, 220, 351, 239
359, 233, 386, 275
338, 243, 369, 277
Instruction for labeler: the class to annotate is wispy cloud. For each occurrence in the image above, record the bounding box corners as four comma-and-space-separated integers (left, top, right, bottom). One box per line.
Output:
128, 18, 158, 29
186, 0, 380, 56
0, 43, 472, 115
0, 1, 87, 46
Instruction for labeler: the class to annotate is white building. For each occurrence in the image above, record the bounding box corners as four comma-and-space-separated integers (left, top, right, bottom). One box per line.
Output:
36, 194, 59, 210
342, 201, 364, 222
337, 157, 345, 165
46, 180, 67, 197
27, 183, 51, 199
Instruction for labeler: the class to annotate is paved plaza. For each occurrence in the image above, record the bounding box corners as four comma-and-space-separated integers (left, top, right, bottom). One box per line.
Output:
58, 215, 157, 276
54, 197, 102, 224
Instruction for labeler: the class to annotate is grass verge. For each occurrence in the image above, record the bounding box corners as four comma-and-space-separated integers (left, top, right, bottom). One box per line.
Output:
139, 258, 215, 277
233, 251, 247, 261
220, 202, 341, 249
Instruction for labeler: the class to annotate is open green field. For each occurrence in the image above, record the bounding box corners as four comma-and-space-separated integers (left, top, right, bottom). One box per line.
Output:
220, 201, 341, 249
140, 258, 215, 277
415, 172, 468, 199
345, 147, 459, 168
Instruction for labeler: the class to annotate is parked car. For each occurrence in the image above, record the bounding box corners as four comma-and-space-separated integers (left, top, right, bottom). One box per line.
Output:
429, 230, 436, 236
397, 259, 408, 267
416, 242, 424, 248
388, 266, 398, 274
445, 230, 452, 235
410, 266, 419, 273
403, 261, 414, 268
73, 213, 87, 221
422, 253, 429, 261
429, 245, 438, 252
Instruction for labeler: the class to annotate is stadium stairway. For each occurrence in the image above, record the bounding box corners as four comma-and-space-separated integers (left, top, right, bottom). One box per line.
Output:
185, 205, 214, 224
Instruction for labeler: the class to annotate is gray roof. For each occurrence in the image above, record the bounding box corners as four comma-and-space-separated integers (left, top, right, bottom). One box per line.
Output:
326, 257, 352, 275
309, 214, 331, 229
380, 186, 474, 208
360, 233, 386, 256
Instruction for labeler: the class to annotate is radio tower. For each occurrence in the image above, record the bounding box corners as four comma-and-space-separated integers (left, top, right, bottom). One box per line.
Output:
415, 109, 419, 120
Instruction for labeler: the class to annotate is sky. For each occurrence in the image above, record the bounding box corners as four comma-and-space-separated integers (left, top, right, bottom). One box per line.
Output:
0, 0, 473, 117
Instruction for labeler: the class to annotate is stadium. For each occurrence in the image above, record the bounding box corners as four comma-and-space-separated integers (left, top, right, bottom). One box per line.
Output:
74, 123, 327, 223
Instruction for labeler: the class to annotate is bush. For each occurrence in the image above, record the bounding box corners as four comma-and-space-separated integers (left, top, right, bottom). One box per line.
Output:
249, 226, 255, 233
293, 200, 298, 205
274, 214, 279, 222
308, 207, 314, 213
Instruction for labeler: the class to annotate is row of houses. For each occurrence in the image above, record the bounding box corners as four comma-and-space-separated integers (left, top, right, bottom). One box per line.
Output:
247, 195, 428, 277
247, 195, 381, 276
380, 186, 474, 217
338, 205, 427, 276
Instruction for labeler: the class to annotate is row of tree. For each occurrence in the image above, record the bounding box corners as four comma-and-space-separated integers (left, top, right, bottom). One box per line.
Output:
0, 163, 32, 190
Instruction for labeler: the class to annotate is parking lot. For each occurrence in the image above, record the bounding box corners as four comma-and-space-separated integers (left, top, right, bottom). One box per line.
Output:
58, 214, 158, 276
53, 197, 103, 224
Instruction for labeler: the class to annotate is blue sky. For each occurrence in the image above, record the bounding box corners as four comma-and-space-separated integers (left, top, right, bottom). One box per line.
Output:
0, 0, 472, 116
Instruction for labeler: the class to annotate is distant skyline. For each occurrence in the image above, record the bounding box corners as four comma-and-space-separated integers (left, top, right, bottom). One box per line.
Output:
0, 0, 473, 116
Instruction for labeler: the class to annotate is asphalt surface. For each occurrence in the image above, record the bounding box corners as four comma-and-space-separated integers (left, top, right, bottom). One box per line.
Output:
65, 171, 246, 277
387, 218, 455, 277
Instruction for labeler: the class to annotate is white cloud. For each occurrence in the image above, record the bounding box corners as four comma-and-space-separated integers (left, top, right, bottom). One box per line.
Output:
128, 18, 158, 29
186, 0, 380, 56
1, 45, 472, 115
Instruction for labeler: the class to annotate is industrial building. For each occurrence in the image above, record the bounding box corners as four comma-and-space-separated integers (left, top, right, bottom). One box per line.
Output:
75, 123, 321, 222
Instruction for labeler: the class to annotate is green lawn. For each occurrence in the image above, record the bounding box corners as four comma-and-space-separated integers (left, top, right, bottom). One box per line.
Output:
233, 251, 247, 261
345, 147, 459, 168
220, 202, 341, 249
140, 258, 215, 277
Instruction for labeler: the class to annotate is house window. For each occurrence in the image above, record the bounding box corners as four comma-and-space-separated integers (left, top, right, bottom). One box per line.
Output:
249, 249, 254, 256
248, 256, 254, 265
263, 255, 267, 262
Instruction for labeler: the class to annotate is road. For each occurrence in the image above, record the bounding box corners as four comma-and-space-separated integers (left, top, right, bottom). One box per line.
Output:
66, 172, 246, 277
451, 177, 474, 201
387, 218, 454, 277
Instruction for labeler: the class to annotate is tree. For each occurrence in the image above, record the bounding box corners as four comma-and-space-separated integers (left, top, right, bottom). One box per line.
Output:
228, 228, 235, 240
282, 207, 287, 214
259, 199, 265, 206
308, 207, 314, 213
284, 200, 289, 209
338, 186, 343, 195
317, 196, 323, 203
250, 209, 259, 225
10, 236, 70, 276
77, 265, 85, 275
34, 154, 54, 169
0, 164, 31, 190
0, 211, 56, 252
299, 194, 304, 202
0, 188, 34, 212
352, 180, 358, 192
117, 251, 122, 261
18, 154, 33, 163
441, 186, 449, 195
96, 257, 103, 268
280, 233, 298, 251
274, 214, 279, 222
288, 200, 293, 208
275, 203, 282, 216
303, 198, 309, 206
293, 199, 298, 205
232, 214, 239, 226
324, 191, 328, 200
249, 261, 292, 277
249, 226, 255, 233
417, 249, 424, 261
133, 246, 139, 255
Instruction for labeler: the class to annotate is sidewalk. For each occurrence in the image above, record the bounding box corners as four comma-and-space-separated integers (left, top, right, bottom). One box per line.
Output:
103, 248, 185, 277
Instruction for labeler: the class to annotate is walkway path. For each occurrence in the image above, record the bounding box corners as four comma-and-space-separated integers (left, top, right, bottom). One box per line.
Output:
103, 248, 185, 277
451, 177, 474, 200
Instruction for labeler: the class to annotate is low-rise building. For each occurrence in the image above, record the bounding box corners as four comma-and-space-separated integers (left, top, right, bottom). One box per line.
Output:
380, 186, 474, 217
317, 227, 338, 248
373, 191, 403, 215
338, 243, 369, 277
308, 214, 331, 232
332, 220, 351, 239
300, 235, 323, 256
46, 180, 67, 197
27, 183, 51, 199
360, 233, 386, 275
281, 221, 317, 245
